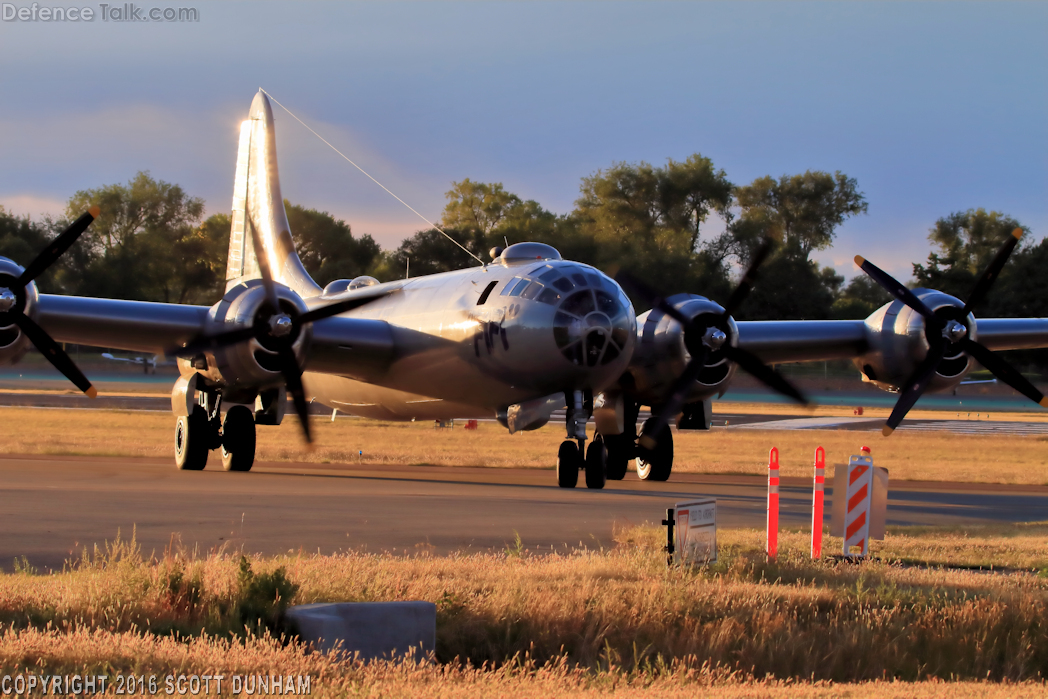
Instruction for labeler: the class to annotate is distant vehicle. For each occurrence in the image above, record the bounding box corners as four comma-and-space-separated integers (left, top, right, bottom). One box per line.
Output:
0, 90, 1045, 486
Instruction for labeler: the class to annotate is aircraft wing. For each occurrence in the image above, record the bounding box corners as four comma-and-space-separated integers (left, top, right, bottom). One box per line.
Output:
37, 283, 400, 363
736, 320, 868, 364
736, 317, 1048, 366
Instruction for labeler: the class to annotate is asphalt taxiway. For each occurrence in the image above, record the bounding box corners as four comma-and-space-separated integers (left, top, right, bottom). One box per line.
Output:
2, 454, 1045, 573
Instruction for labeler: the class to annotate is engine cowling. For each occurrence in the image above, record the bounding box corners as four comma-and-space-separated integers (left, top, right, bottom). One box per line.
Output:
188, 279, 311, 401
0, 258, 37, 366
628, 294, 739, 406
856, 289, 975, 394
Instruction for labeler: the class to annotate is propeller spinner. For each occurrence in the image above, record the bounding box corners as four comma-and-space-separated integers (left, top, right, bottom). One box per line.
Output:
617, 240, 809, 450
174, 218, 381, 446
0, 208, 100, 397
855, 228, 1045, 436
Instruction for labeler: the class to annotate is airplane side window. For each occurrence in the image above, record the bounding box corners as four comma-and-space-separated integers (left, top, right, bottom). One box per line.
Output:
538, 288, 560, 305
508, 278, 530, 296
520, 281, 543, 300
571, 273, 588, 287
501, 277, 522, 295
553, 277, 574, 293
476, 280, 499, 306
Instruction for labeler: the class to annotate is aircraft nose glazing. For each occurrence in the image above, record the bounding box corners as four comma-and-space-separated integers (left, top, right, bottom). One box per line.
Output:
553, 285, 633, 367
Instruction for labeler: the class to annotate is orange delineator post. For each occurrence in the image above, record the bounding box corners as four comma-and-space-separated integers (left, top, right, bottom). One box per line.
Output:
767, 447, 779, 560
811, 446, 825, 559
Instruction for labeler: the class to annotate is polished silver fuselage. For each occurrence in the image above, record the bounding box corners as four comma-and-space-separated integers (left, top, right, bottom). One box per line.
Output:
303, 257, 636, 420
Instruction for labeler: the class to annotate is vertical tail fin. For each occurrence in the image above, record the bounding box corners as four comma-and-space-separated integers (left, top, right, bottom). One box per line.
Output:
225, 90, 321, 298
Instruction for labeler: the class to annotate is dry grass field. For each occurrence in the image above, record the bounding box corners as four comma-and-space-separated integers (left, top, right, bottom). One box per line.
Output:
2, 405, 1048, 484
0, 525, 1045, 695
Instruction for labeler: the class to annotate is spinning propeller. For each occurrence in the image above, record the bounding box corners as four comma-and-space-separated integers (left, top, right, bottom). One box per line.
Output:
0, 208, 100, 398
854, 228, 1044, 436
617, 241, 808, 450
174, 220, 378, 446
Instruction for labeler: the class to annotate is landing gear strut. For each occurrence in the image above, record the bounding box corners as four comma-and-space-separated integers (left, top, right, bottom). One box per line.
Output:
557, 389, 605, 489
173, 386, 258, 473
221, 405, 257, 472
174, 406, 211, 471
636, 416, 673, 481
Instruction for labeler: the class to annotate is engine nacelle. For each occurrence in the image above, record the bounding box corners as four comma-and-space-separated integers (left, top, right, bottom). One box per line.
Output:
0, 258, 37, 366
855, 289, 975, 393
187, 279, 311, 402
627, 294, 738, 406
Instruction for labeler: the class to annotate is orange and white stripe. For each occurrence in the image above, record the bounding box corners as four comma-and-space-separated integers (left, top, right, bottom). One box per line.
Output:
843, 454, 874, 556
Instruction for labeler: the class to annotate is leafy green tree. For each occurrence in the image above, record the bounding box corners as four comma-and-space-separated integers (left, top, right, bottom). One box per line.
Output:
284, 202, 381, 286
737, 251, 843, 320
440, 179, 524, 235
385, 227, 486, 279
912, 209, 1027, 306
573, 156, 734, 306
734, 171, 868, 258
0, 207, 55, 289
660, 155, 735, 252
66, 171, 204, 254
832, 274, 891, 319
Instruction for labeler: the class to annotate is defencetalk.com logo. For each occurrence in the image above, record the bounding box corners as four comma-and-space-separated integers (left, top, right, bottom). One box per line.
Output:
2, 3, 199, 22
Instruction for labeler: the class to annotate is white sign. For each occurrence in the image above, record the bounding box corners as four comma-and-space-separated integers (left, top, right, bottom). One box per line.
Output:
674, 498, 717, 565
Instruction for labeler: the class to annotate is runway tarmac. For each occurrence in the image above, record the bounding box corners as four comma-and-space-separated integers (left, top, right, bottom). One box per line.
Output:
1, 392, 1044, 435
2, 454, 1045, 573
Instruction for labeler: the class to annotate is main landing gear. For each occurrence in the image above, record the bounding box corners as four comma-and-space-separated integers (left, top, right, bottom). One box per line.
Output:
556, 395, 674, 488
174, 389, 258, 472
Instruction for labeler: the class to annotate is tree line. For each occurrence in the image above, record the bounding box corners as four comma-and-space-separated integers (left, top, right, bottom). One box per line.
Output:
1, 160, 1043, 329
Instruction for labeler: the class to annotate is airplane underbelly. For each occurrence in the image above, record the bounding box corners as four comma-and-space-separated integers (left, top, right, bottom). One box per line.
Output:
304, 373, 491, 421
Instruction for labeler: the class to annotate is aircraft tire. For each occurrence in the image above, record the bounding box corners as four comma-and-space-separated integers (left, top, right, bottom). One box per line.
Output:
585, 436, 607, 490
174, 407, 209, 471
221, 405, 256, 472
556, 440, 580, 488
603, 434, 631, 480
636, 418, 673, 482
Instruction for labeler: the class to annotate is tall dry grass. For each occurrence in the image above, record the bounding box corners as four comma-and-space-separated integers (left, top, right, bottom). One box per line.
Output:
1, 526, 1046, 685
2, 407, 1048, 484
2, 628, 1044, 698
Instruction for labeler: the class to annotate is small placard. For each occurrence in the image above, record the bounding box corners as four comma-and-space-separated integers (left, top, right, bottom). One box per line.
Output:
674, 498, 717, 565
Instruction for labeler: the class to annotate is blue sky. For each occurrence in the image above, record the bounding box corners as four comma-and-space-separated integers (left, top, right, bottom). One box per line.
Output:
0, 1, 1044, 281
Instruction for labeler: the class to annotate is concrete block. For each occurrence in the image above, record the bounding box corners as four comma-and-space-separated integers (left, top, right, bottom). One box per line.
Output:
286, 602, 436, 661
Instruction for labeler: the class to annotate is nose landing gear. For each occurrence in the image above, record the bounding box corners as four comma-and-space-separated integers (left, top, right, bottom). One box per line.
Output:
557, 389, 607, 489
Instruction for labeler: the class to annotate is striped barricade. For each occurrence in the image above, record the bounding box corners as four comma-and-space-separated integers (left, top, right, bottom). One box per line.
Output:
831, 448, 889, 558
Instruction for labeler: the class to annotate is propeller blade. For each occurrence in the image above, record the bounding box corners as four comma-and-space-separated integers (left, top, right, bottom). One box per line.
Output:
721, 345, 808, 405
855, 255, 941, 327
721, 239, 772, 318
299, 294, 386, 324
964, 228, 1023, 315
245, 214, 282, 314
17, 207, 99, 287
882, 342, 946, 436
960, 338, 1047, 408
638, 347, 708, 450
278, 345, 312, 445
614, 271, 695, 331
13, 314, 96, 397
173, 325, 260, 358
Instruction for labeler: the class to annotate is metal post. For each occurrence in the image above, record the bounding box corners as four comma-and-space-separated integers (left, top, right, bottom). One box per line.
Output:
662, 507, 675, 567
811, 446, 825, 559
